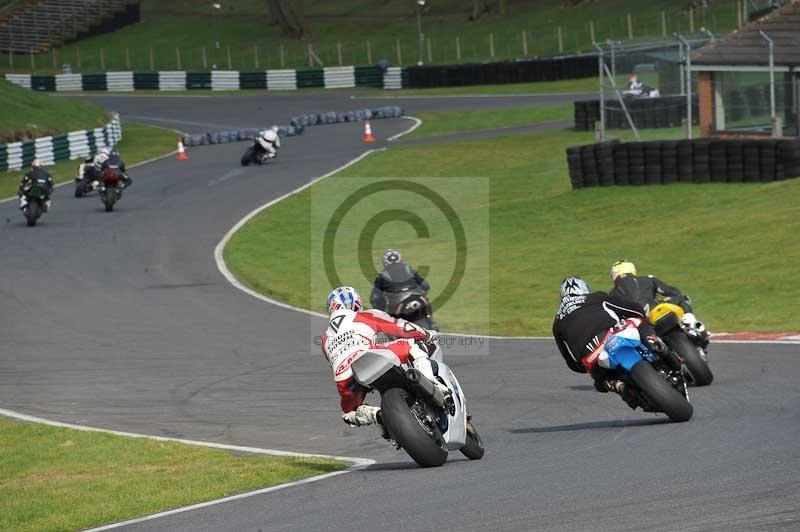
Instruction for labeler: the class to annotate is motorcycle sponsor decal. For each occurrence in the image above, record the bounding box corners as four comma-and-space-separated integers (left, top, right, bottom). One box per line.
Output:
335, 350, 364, 377
329, 315, 345, 334
557, 294, 587, 319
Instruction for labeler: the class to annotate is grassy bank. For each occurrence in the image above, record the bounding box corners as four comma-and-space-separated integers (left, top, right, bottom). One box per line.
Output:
0, 0, 740, 73
0, 79, 109, 142
0, 417, 344, 532
408, 104, 572, 138
0, 122, 175, 199
224, 126, 798, 336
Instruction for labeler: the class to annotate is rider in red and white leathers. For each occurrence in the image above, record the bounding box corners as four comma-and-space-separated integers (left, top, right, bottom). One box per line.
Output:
322, 286, 440, 427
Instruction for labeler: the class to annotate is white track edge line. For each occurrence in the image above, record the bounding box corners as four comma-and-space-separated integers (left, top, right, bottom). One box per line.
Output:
387, 116, 422, 141
0, 406, 374, 532
214, 149, 384, 320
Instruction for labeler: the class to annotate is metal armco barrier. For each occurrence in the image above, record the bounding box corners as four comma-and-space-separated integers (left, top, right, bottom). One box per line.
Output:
0, 114, 122, 172
566, 138, 800, 189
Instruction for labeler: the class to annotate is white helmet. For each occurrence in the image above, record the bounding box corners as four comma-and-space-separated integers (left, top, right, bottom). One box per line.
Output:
260, 129, 278, 142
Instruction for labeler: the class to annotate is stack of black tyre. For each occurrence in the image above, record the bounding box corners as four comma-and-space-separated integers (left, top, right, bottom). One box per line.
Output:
574, 96, 698, 131
566, 138, 800, 189
574, 100, 600, 131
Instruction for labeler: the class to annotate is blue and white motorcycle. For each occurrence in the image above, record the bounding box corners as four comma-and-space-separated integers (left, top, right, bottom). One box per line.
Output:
585, 319, 693, 422
351, 340, 484, 467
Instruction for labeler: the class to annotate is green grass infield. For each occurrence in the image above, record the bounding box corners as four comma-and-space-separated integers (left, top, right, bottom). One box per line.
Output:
0, 416, 345, 532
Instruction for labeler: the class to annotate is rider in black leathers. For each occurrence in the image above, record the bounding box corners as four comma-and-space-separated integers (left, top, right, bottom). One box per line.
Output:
370, 248, 430, 311
608, 260, 693, 314
552, 277, 671, 399
18, 159, 54, 211
101, 151, 132, 189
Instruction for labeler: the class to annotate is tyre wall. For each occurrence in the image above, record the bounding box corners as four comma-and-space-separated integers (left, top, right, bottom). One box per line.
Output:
566, 138, 800, 189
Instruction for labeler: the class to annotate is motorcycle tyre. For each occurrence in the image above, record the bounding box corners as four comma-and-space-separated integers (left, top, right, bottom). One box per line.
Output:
460, 421, 485, 460
630, 362, 693, 423
666, 330, 713, 386
381, 387, 447, 468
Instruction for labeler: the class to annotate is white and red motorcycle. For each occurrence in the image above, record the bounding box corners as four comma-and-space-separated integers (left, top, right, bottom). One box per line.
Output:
351, 340, 484, 468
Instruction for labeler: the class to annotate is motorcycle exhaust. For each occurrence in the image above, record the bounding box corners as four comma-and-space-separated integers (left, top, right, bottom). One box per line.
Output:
405, 368, 446, 409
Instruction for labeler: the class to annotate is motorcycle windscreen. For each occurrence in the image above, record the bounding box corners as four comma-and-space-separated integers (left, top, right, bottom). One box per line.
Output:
351, 350, 402, 387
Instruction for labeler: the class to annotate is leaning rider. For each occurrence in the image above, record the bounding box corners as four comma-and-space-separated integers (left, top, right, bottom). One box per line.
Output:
321, 286, 442, 427
552, 276, 673, 404
101, 149, 133, 189
19, 159, 54, 212
608, 259, 706, 337
370, 248, 431, 311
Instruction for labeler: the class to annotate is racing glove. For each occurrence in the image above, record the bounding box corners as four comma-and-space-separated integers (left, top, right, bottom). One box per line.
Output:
342, 405, 381, 427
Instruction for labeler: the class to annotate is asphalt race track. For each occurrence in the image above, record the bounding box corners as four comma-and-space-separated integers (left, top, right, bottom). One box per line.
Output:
1, 91, 798, 532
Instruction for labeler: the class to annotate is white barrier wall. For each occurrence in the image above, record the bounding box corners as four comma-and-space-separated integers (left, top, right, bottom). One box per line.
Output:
323, 66, 355, 89
107, 71, 134, 91
266, 69, 297, 90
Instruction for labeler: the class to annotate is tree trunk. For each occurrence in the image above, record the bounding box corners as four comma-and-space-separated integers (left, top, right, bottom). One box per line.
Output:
267, 0, 307, 38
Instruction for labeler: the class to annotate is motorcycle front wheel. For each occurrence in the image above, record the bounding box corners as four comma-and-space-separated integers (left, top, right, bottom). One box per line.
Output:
460, 421, 485, 460
666, 330, 713, 386
381, 387, 447, 468
630, 362, 693, 423
241, 147, 255, 167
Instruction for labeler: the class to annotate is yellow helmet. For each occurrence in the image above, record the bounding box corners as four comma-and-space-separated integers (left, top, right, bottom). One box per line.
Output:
611, 260, 637, 281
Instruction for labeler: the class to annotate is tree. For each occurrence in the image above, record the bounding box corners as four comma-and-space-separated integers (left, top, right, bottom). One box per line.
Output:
267, 0, 307, 39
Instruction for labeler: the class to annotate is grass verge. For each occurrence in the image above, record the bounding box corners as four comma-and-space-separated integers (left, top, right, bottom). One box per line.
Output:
0, 79, 109, 142
224, 126, 799, 336
0, 417, 344, 532
0, 122, 176, 200
408, 104, 572, 138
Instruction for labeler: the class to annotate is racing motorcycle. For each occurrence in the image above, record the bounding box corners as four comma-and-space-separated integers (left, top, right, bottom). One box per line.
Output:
74, 162, 99, 198
648, 303, 713, 386
587, 319, 693, 423
384, 288, 438, 331
350, 340, 484, 467
20, 177, 49, 227
240, 142, 275, 166
97, 167, 124, 212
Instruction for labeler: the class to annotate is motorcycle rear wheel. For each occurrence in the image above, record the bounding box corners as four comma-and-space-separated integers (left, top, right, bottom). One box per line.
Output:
381, 387, 448, 468
630, 362, 693, 423
103, 188, 116, 212
25, 202, 40, 227
460, 421, 485, 460
666, 330, 713, 386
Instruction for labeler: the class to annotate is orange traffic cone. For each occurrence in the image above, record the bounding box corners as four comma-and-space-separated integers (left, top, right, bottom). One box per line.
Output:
362, 120, 375, 143
177, 137, 187, 160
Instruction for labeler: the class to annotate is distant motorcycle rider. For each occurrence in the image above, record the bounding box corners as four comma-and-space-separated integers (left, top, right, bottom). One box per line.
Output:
18, 159, 54, 212
608, 260, 702, 334
370, 249, 431, 311
255, 127, 280, 161
321, 286, 442, 427
101, 149, 132, 189
552, 277, 672, 400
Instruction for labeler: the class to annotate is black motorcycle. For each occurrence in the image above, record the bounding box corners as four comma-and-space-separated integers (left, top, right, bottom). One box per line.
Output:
74, 162, 99, 198
240, 142, 275, 166
384, 288, 438, 330
20, 178, 49, 227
